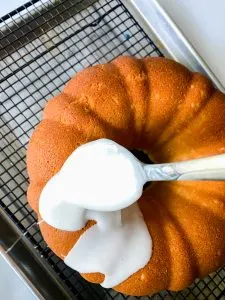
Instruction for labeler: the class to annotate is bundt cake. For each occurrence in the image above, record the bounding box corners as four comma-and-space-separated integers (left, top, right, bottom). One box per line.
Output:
27, 56, 225, 296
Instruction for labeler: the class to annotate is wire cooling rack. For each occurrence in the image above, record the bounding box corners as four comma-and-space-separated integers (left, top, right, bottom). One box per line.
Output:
0, 0, 225, 299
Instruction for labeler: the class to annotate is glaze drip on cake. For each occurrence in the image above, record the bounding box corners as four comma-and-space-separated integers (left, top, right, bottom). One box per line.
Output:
39, 139, 152, 287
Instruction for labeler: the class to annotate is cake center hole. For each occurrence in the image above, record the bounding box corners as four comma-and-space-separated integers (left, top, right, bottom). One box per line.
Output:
130, 149, 153, 190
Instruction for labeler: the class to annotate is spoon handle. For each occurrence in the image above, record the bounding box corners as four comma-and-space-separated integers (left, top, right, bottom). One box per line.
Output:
143, 154, 225, 181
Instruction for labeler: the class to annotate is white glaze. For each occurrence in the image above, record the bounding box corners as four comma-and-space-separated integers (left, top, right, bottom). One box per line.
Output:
39, 138, 152, 288
61, 139, 146, 211
39, 174, 86, 231
65, 204, 151, 288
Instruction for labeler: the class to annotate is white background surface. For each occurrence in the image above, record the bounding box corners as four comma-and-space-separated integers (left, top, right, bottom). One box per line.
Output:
0, 0, 29, 16
158, 0, 225, 88
0, 254, 37, 300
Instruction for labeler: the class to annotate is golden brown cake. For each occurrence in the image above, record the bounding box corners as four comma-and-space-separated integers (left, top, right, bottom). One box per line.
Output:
27, 56, 225, 296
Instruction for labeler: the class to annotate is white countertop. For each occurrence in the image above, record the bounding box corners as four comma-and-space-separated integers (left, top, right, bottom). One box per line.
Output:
158, 0, 225, 88
0, 252, 37, 300
0, 0, 29, 16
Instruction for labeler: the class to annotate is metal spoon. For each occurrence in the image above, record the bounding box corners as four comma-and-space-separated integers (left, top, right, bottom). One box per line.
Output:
144, 153, 225, 181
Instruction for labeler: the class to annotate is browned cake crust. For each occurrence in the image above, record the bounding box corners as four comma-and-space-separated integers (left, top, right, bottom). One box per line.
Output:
27, 57, 225, 296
